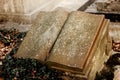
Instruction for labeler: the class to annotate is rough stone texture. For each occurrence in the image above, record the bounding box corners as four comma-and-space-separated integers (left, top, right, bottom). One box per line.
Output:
47, 11, 105, 73
14, 9, 68, 61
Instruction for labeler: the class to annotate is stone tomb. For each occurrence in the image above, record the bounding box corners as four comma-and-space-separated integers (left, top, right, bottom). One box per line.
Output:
14, 9, 112, 80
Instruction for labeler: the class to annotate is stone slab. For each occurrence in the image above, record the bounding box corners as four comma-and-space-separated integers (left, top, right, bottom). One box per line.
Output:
14, 9, 68, 61
47, 11, 105, 74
